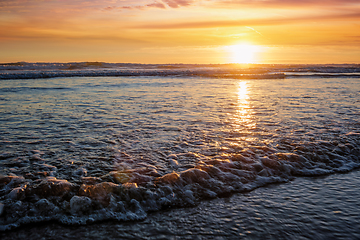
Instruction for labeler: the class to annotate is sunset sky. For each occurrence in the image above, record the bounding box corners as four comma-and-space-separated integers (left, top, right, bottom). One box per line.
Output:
1, 0, 360, 64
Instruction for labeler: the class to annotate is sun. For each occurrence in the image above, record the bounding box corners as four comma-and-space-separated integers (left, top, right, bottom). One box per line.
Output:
228, 44, 259, 64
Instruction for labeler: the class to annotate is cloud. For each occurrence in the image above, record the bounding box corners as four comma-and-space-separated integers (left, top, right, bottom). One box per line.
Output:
1, 0, 358, 14
103, 0, 194, 11
162, 0, 193, 8
215, 0, 360, 8
0, 0, 107, 15
148, 2, 167, 9
104, 1, 167, 11
99, 0, 360, 12
135, 11, 360, 29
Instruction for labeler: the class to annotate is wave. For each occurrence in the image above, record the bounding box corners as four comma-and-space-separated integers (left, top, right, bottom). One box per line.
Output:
1, 132, 359, 231
1, 62, 360, 80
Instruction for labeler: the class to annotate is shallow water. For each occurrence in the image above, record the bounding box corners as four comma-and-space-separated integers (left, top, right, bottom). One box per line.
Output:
1, 170, 360, 239
0, 74, 359, 230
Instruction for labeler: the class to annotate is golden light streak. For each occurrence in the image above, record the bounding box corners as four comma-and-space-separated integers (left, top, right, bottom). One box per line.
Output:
237, 81, 249, 117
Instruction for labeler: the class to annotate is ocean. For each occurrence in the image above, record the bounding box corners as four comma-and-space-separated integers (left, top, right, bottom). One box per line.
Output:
0, 62, 359, 239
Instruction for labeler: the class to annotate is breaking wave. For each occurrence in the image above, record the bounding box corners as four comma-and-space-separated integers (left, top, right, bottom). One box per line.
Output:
1, 62, 360, 80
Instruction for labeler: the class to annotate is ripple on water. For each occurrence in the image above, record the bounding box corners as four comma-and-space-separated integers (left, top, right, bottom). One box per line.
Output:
0, 76, 359, 231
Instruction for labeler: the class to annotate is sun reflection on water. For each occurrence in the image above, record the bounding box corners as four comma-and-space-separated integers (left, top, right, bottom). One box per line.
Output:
238, 81, 248, 103
223, 80, 257, 147
236, 81, 252, 125
224, 80, 258, 145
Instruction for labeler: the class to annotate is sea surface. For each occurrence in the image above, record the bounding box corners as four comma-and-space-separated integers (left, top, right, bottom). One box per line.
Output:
0, 63, 359, 238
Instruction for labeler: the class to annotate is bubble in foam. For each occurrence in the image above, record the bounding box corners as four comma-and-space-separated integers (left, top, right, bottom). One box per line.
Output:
35, 198, 59, 215
79, 182, 120, 206
70, 196, 92, 215
122, 182, 138, 188
112, 172, 131, 183
28, 177, 75, 198
156, 172, 180, 185
8, 186, 26, 200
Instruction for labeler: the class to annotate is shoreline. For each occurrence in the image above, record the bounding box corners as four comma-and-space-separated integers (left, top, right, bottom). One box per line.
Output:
2, 170, 360, 239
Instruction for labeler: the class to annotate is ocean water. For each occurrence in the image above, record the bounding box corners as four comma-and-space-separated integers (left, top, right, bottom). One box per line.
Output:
0, 63, 359, 237
2, 171, 360, 239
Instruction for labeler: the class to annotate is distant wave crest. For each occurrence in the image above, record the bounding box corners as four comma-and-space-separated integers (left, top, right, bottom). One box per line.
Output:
1, 62, 360, 80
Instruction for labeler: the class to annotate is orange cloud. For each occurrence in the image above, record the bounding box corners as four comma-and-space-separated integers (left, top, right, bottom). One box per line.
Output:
215, 0, 360, 8
162, 0, 193, 8
104, 2, 167, 11
135, 12, 360, 29
103, 0, 195, 11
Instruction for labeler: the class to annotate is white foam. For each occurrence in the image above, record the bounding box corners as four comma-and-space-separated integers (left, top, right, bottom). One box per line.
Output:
2, 62, 359, 80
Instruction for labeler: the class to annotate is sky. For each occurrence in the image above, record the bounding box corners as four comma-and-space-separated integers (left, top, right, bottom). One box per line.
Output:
1, 0, 360, 64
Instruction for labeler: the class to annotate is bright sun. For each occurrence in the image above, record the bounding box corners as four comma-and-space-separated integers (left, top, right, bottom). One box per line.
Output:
229, 44, 259, 64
